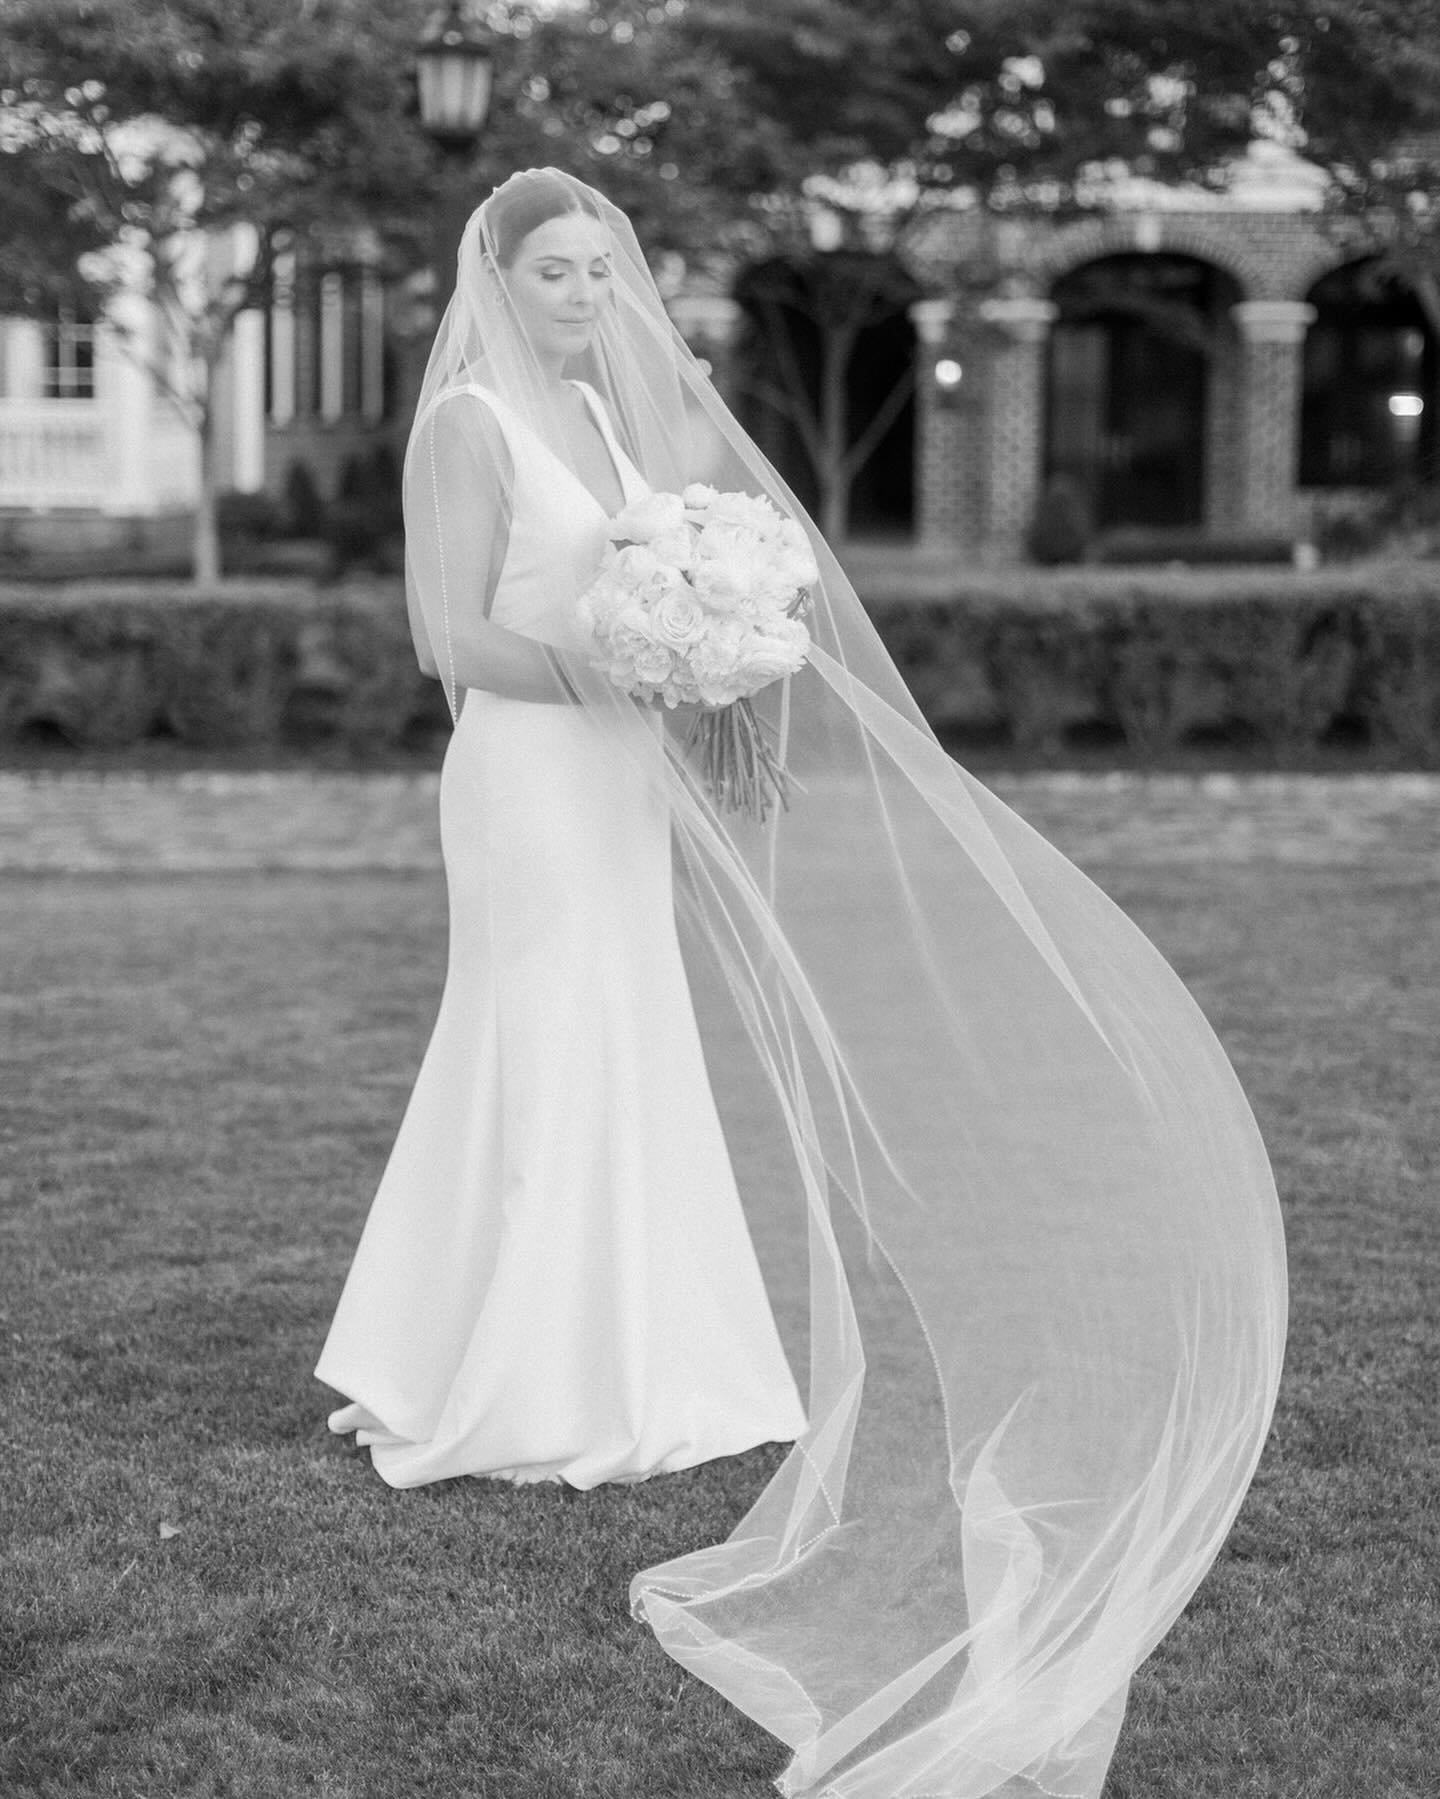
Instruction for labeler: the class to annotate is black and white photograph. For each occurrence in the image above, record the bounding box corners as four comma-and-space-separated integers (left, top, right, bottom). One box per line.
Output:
1, 4, 1434, 1796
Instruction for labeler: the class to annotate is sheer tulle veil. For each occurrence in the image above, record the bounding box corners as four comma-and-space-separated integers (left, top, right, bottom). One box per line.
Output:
403, 169, 1287, 1799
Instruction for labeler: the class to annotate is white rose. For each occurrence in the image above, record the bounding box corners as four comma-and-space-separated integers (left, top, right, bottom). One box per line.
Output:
650, 588, 710, 652
681, 482, 720, 510
610, 490, 686, 543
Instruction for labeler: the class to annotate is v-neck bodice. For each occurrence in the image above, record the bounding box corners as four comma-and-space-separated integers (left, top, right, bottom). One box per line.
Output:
568, 380, 641, 519
450, 381, 648, 654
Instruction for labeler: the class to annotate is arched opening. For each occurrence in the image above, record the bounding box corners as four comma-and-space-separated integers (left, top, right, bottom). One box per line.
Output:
1300, 258, 1438, 487
1045, 253, 1242, 530
734, 253, 917, 542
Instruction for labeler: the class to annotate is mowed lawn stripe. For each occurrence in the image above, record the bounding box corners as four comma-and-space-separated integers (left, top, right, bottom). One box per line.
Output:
2, 808, 1435, 1796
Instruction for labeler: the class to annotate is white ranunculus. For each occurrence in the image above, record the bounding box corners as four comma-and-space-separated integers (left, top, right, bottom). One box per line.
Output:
705, 490, 782, 537
772, 523, 820, 589
646, 525, 695, 571
686, 616, 746, 683
737, 623, 809, 688
610, 490, 686, 543
690, 558, 748, 611
608, 621, 653, 660
612, 543, 664, 587
694, 518, 764, 562
633, 641, 675, 686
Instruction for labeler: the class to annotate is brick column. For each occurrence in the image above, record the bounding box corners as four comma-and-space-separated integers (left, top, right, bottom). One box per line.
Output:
908, 297, 976, 550
1205, 323, 1246, 532
978, 296, 1057, 562
667, 294, 743, 406
1230, 300, 1316, 536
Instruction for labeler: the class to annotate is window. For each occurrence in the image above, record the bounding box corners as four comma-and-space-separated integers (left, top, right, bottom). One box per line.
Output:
1301, 260, 1437, 487
43, 312, 96, 401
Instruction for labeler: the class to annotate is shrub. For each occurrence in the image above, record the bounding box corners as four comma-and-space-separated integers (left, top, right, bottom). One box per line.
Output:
217, 489, 284, 543
867, 563, 1440, 765
1351, 592, 1440, 757
160, 601, 298, 746
282, 460, 327, 538
327, 446, 404, 573
1, 567, 1437, 764
1091, 529, 1295, 567
1026, 475, 1091, 566
984, 601, 1107, 751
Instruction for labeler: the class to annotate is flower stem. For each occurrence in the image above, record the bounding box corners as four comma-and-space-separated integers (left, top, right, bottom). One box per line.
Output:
685, 698, 791, 824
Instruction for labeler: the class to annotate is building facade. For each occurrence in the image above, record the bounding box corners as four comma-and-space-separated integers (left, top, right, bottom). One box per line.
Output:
901, 203, 1437, 561
3, 172, 1435, 563
0, 226, 405, 550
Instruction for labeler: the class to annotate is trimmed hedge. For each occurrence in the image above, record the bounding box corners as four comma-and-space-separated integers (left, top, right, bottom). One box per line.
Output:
870, 564, 1440, 761
0, 580, 446, 752
0, 565, 1437, 761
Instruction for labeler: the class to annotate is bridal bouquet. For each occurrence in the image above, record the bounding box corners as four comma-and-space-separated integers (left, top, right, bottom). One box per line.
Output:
577, 484, 817, 822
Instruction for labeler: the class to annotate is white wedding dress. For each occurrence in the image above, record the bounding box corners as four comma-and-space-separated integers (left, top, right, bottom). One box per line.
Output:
316, 384, 807, 1489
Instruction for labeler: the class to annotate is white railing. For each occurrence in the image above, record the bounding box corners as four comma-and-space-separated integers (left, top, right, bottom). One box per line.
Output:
0, 400, 115, 509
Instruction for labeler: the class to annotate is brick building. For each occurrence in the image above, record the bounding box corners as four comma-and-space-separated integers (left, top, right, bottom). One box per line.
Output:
904, 203, 1437, 560
4, 155, 1435, 564
679, 156, 1438, 563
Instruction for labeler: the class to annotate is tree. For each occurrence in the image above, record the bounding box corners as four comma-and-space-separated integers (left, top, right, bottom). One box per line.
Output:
671, 0, 1290, 538
1271, 0, 1440, 333
0, 0, 789, 576
737, 251, 921, 541
0, 154, 113, 317
1, 0, 448, 582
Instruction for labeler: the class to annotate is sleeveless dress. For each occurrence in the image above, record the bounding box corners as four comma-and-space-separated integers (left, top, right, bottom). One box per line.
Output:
315, 382, 807, 1489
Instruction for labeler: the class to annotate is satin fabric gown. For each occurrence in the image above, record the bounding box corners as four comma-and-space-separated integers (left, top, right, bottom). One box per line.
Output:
316, 382, 807, 1489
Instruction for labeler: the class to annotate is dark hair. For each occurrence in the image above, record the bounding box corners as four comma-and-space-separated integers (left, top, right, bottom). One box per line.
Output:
491, 176, 585, 268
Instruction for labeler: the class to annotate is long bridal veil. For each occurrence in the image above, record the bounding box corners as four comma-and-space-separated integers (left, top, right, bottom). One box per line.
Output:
404, 170, 1287, 1799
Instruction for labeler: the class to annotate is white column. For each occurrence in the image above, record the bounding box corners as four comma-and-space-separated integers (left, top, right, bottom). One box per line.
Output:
361, 267, 386, 422
231, 306, 267, 492
1231, 300, 1317, 345
6, 321, 46, 399
320, 271, 345, 422
909, 298, 955, 347
666, 293, 742, 342
270, 247, 297, 426
666, 293, 741, 383
102, 287, 158, 512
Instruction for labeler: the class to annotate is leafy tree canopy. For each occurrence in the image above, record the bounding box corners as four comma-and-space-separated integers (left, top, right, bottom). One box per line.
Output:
1267, 0, 1440, 324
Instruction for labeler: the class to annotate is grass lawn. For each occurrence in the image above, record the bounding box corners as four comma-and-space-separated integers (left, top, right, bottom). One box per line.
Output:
2, 820, 1436, 1797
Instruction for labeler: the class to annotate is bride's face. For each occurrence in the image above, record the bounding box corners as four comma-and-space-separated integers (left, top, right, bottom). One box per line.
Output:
503, 214, 615, 363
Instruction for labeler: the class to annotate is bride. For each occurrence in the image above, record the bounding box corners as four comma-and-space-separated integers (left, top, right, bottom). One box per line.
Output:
316, 169, 1287, 1799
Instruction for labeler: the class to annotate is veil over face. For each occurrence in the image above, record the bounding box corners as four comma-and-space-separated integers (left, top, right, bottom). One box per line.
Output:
403, 168, 1287, 1799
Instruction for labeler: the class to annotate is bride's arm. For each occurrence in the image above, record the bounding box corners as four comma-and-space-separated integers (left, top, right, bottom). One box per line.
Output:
405, 393, 583, 706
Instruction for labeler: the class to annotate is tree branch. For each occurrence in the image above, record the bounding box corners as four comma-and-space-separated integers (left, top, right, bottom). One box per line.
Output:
841, 364, 916, 482
756, 297, 825, 466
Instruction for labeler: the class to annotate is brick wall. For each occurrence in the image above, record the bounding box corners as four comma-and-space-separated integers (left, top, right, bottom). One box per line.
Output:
912, 208, 1371, 557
